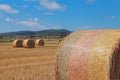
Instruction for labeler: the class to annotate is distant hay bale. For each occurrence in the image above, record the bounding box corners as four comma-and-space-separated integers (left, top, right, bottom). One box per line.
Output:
13, 39, 23, 48
56, 30, 120, 80
23, 39, 35, 48
57, 39, 62, 42
35, 39, 45, 46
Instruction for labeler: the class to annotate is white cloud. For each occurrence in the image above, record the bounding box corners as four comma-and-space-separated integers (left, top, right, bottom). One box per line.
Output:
24, 0, 64, 11
5, 17, 56, 30
0, 4, 19, 14
40, 0, 64, 10
5, 17, 47, 29
34, 5, 42, 10
34, 18, 38, 21
44, 12, 54, 15
105, 16, 117, 19
77, 25, 94, 29
17, 21, 48, 29
28, 18, 38, 22
24, 0, 38, 1
6, 17, 14, 22
18, 21, 39, 27
82, 26, 93, 29
86, 0, 95, 3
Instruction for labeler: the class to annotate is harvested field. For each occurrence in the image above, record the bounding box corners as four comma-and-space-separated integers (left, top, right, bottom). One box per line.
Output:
0, 41, 59, 80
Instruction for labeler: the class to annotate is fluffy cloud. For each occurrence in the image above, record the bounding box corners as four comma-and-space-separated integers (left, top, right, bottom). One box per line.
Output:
28, 18, 38, 22
6, 17, 14, 22
18, 21, 39, 27
44, 12, 54, 15
34, 5, 42, 10
0, 4, 19, 14
24, 0, 38, 1
5, 17, 48, 29
24, 0, 64, 11
17, 21, 48, 29
105, 16, 118, 19
5, 17, 57, 29
40, 0, 64, 10
77, 25, 94, 29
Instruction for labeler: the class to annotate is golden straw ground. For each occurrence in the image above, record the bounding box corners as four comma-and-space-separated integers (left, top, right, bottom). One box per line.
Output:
56, 30, 120, 80
0, 40, 58, 80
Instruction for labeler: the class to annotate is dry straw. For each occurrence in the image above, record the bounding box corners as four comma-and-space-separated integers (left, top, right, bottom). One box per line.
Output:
56, 30, 120, 80
57, 39, 62, 42
13, 39, 23, 48
23, 39, 35, 48
35, 39, 45, 46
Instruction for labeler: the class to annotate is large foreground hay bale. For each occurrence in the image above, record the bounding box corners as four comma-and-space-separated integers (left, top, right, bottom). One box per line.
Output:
56, 30, 120, 80
23, 39, 35, 48
13, 39, 23, 48
35, 39, 45, 46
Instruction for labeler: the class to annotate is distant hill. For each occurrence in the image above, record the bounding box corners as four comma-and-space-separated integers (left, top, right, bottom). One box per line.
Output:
0, 29, 72, 37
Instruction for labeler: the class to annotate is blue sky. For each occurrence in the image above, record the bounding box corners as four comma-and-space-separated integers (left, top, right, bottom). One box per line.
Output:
0, 0, 120, 32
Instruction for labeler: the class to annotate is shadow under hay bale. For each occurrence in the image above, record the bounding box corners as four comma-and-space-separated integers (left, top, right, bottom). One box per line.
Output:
23, 39, 35, 48
13, 39, 23, 48
56, 30, 120, 80
35, 39, 45, 46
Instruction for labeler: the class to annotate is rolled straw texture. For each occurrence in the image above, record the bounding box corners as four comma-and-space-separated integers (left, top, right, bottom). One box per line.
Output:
58, 39, 62, 42
13, 39, 23, 48
23, 39, 35, 48
35, 39, 45, 46
56, 30, 120, 80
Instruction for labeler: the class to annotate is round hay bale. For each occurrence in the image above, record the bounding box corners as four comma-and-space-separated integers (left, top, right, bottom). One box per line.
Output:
58, 39, 62, 42
35, 39, 45, 46
23, 39, 35, 48
13, 39, 23, 48
56, 30, 120, 80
